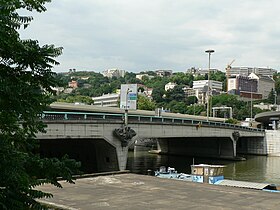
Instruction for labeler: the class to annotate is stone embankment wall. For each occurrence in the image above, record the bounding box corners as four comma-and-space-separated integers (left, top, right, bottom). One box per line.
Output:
265, 130, 280, 156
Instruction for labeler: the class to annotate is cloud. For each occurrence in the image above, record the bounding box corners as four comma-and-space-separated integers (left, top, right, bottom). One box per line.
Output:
19, 0, 280, 72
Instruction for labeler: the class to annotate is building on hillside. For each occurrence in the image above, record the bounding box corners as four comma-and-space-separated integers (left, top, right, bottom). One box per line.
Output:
227, 75, 257, 93
136, 74, 154, 80
92, 93, 120, 107
143, 87, 153, 99
186, 67, 220, 76
191, 80, 223, 105
102, 68, 126, 78
137, 84, 153, 99
193, 80, 223, 92
184, 88, 203, 104
68, 80, 78, 88
165, 82, 177, 91
64, 88, 74, 94
155, 70, 172, 77
254, 67, 277, 77
248, 73, 275, 99
228, 66, 277, 77
227, 75, 262, 100
51, 87, 64, 95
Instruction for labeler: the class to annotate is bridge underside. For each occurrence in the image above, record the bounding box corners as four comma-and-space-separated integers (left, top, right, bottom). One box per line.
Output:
39, 138, 119, 173
237, 137, 267, 155
157, 137, 236, 159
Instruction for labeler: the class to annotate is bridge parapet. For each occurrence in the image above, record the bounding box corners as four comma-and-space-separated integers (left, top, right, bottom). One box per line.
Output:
41, 111, 265, 134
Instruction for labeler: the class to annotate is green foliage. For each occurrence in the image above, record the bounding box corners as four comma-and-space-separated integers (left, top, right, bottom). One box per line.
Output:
266, 88, 276, 104
225, 118, 239, 124
185, 104, 205, 116
212, 94, 240, 107
166, 100, 188, 114
165, 85, 185, 103
57, 95, 93, 105
0, 1, 80, 209
151, 86, 166, 103
137, 95, 156, 111
185, 96, 198, 106
170, 72, 193, 86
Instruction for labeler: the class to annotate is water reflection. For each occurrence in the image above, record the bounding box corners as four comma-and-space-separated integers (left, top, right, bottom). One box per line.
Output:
126, 146, 280, 184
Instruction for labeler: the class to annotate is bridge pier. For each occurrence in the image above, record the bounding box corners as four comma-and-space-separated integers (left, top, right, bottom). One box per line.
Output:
115, 146, 129, 171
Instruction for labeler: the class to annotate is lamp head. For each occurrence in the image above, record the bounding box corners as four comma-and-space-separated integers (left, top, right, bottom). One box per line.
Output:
205, 49, 215, 53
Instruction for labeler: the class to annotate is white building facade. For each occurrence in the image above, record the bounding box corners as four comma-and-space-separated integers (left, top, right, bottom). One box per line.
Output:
92, 93, 120, 107
165, 82, 177, 91
229, 67, 277, 77
193, 80, 223, 91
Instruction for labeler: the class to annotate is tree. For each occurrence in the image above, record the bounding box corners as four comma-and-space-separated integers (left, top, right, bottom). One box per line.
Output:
166, 100, 188, 114
137, 95, 156, 110
266, 88, 276, 104
171, 72, 193, 86
165, 85, 185, 102
0, 1, 80, 209
151, 86, 165, 103
58, 95, 94, 105
185, 96, 198, 106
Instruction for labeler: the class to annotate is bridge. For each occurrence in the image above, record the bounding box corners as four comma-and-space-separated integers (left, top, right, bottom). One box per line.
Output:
37, 103, 265, 173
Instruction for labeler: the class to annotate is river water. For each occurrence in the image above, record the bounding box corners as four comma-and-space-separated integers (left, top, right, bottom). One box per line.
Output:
126, 146, 280, 185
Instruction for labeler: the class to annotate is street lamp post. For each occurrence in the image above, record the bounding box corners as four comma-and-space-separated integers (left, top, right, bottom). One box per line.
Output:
250, 84, 253, 127
124, 88, 132, 126
205, 49, 215, 121
244, 81, 253, 127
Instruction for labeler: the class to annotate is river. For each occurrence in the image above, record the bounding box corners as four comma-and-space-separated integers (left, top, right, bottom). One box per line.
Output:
126, 146, 280, 185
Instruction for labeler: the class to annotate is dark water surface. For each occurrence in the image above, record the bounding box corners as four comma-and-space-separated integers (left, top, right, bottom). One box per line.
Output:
126, 146, 280, 185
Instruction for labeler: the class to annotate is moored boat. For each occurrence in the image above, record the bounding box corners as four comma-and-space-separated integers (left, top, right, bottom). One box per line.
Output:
155, 164, 280, 193
154, 166, 192, 181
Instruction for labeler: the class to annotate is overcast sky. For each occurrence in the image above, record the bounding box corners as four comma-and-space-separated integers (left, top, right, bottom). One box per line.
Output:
19, 0, 280, 73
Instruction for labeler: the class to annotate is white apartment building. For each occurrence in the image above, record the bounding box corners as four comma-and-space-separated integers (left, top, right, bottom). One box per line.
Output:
102, 69, 126, 78
193, 80, 223, 91
186, 67, 220, 76
136, 74, 154, 80
92, 93, 120, 107
229, 67, 277, 77
165, 82, 177, 91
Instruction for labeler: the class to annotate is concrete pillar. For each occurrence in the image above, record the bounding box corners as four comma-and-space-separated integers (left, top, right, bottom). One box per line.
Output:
232, 139, 237, 157
157, 138, 168, 154
115, 146, 129, 171
231, 131, 240, 158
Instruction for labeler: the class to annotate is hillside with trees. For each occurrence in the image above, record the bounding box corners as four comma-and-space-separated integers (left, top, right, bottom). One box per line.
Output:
53, 69, 272, 121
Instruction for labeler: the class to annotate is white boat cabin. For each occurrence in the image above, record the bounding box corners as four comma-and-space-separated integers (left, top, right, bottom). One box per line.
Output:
191, 164, 225, 184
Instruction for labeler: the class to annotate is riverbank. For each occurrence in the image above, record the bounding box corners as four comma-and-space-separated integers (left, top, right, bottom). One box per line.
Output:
37, 173, 280, 209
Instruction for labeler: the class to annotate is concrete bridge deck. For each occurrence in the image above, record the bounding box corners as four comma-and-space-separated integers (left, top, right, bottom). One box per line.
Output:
37, 110, 265, 172
37, 173, 280, 210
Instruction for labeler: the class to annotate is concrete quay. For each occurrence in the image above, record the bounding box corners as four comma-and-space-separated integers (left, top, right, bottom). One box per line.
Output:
37, 173, 280, 210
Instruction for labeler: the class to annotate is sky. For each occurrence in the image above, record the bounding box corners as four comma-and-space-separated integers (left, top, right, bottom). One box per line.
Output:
19, 0, 280, 73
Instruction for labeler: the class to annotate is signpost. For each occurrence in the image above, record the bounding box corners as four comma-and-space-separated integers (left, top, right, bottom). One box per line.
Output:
120, 84, 137, 126
120, 84, 137, 110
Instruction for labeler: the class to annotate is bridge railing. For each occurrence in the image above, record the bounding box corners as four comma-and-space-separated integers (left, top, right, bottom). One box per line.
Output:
41, 111, 265, 133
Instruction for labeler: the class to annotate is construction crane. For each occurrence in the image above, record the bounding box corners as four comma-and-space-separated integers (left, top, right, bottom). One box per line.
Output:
226, 59, 235, 93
